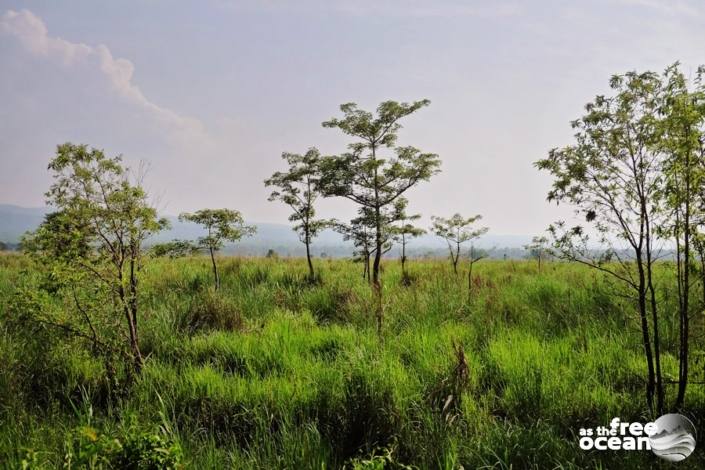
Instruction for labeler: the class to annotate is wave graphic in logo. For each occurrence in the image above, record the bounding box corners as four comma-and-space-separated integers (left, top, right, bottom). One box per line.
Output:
649, 414, 697, 462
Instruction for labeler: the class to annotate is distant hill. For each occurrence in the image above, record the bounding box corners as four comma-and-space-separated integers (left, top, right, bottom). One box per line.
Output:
0, 205, 533, 258
0, 205, 48, 246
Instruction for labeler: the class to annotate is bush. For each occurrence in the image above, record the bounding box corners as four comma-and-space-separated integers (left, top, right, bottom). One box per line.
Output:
63, 424, 183, 469
181, 291, 243, 334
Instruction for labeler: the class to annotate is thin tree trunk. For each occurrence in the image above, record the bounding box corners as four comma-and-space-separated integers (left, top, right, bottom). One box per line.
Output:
126, 314, 143, 373
642, 194, 663, 414
373, 225, 383, 334
129, 260, 139, 351
209, 246, 220, 290
677, 151, 692, 408
700, 247, 705, 308
645, 240, 663, 414
371, 144, 383, 335
452, 241, 459, 275
373, 216, 382, 285
129, 242, 140, 347
116, 253, 143, 373
305, 234, 314, 281
636, 253, 656, 415
304, 181, 316, 282
119, 278, 143, 373
696, 241, 705, 308
401, 233, 407, 276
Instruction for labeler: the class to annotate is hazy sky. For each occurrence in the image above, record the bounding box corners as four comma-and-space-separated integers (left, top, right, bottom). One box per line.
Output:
2, 0, 705, 235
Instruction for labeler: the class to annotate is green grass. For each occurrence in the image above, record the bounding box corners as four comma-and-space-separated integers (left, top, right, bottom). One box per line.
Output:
1, 255, 703, 468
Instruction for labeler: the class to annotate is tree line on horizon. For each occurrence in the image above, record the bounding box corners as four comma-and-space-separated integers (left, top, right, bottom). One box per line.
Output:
10, 62, 705, 416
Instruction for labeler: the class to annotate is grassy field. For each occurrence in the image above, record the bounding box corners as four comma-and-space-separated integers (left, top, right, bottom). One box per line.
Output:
1, 254, 704, 468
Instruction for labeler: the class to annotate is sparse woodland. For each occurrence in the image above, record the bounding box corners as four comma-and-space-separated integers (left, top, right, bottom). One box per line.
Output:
2, 65, 705, 468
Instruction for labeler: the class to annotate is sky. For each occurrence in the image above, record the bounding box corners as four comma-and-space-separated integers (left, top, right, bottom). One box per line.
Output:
1, 0, 705, 236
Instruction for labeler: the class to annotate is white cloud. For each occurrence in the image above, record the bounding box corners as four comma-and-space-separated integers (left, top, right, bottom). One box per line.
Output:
0, 9, 91, 63
0, 9, 207, 141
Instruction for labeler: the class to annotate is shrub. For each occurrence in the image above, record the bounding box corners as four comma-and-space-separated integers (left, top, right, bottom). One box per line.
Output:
181, 291, 243, 334
63, 424, 183, 469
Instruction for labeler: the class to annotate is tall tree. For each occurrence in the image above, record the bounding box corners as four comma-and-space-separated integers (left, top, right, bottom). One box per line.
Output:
179, 209, 255, 290
265, 148, 331, 281
431, 214, 488, 275
319, 100, 441, 333
535, 71, 667, 415
657, 64, 705, 408
22, 143, 168, 373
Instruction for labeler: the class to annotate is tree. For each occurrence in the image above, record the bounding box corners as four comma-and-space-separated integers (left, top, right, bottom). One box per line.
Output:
178, 209, 255, 290
392, 198, 425, 278
656, 64, 705, 408
0, 241, 7, 251
335, 220, 375, 281
334, 207, 393, 282
265, 148, 331, 281
22, 143, 168, 374
319, 100, 441, 333
524, 235, 552, 272
535, 71, 667, 415
431, 214, 488, 275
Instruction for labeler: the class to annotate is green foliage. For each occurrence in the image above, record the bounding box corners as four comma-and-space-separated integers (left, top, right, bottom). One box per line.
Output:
19, 143, 168, 373
344, 447, 412, 470
334, 207, 388, 277
535, 63, 705, 414
534, 69, 665, 255
178, 208, 255, 290
265, 149, 333, 249
178, 209, 255, 253
393, 201, 425, 243
523, 235, 552, 270
63, 424, 183, 469
319, 100, 441, 284
182, 290, 243, 334
112, 431, 183, 469
265, 147, 335, 280
431, 213, 488, 273
150, 240, 198, 259
431, 213, 488, 247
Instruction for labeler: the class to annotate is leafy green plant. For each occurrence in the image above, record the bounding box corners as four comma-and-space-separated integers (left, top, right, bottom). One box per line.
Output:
63, 424, 183, 469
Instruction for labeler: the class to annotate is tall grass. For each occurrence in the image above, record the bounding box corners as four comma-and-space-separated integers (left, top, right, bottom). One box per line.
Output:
1, 254, 703, 468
